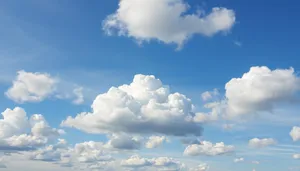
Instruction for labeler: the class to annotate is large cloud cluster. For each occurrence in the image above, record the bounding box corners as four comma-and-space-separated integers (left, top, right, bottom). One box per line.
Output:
62, 74, 202, 136
0, 107, 64, 151
103, 0, 235, 48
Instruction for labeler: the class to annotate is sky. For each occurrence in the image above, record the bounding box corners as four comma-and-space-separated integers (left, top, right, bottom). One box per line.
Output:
0, 0, 300, 170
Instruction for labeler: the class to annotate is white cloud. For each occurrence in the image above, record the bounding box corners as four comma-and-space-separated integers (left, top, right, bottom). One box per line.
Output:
248, 138, 276, 148
290, 126, 300, 141
6, 70, 57, 103
234, 157, 244, 163
189, 164, 209, 171
201, 89, 219, 101
224, 66, 300, 118
72, 87, 84, 105
184, 141, 234, 156
145, 136, 167, 148
62, 74, 202, 136
121, 155, 184, 170
0, 107, 63, 151
293, 154, 300, 159
103, 0, 235, 48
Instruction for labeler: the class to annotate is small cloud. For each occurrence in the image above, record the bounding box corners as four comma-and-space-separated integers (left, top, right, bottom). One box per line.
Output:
233, 40, 242, 47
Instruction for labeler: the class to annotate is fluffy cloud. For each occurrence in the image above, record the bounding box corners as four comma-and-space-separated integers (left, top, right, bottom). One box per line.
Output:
121, 155, 184, 170
248, 138, 276, 148
234, 157, 244, 163
62, 74, 202, 136
189, 164, 209, 171
293, 154, 300, 159
145, 136, 167, 148
0, 107, 63, 151
103, 0, 235, 48
290, 126, 300, 141
184, 141, 234, 156
224, 66, 300, 117
6, 70, 57, 103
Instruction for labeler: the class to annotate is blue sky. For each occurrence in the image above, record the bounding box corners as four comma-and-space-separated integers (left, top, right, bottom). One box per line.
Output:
1, 0, 300, 171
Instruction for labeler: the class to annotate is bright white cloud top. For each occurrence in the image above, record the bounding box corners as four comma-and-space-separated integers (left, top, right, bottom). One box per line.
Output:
184, 141, 234, 156
290, 126, 300, 141
248, 138, 276, 148
6, 71, 57, 103
103, 0, 236, 48
62, 74, 203, 136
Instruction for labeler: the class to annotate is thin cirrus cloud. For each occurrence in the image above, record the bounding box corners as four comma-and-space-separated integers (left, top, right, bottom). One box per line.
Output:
61, 74, 203, 136
103, 0, 236, 49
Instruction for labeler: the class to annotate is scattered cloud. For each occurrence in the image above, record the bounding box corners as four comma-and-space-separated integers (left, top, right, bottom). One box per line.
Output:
293, 154, 300, 159
201, 89, 219, 101
72, 87, 84, 105
290, 126, 300, 141
234, 157, 244, 163
184, 141, 234, 156
103, 0, 236, 49
248, 138, 276, 148
5, 71, 57, 103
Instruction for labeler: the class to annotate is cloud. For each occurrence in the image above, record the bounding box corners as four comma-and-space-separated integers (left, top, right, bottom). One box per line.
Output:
0, 107, 64, 151
106, 134, 142, 150
234, 157, 244, 163
5, 70, 57, 103
290, 126, 300, 141
145, 136, 167, 148
189, 164, 209, 171
248, 138, 276, 148
103, 0, 236, 48
224, 66, 300, 118
121, 155, 184, 170
72, 87, 84, 105
293, 154, 300, 159
184, 141, 234, 156
62, 74, 202, 136
201, 89, 219, 101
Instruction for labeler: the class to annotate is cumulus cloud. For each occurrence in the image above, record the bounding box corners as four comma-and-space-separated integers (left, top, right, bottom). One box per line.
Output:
121, 155, 184, 170
145, 136, 167, 148
106, 134, 142, 150
62, 74, 202, 136
0, 107, 64, 151
224, 66, 300, 117
184, 141, 234, 156
5, 70, 57, 103
248, 138, 276, 148
290, 126, 300, 141
103, 0, 236, 48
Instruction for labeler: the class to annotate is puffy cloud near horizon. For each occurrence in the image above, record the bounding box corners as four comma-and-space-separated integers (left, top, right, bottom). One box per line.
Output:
189, 164, 209, 171
293, 154, 300, 159
5, 71, 57, 103
224, 66, 300, 118
184, 141, 234, 156
0, 107, 64, 151
62, 74, 203, 136
103, 0, 236, 48
234, 157, 244, 163
121, 155, 185, 170
290, 126, 300, 141
248, 138, 276, 148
